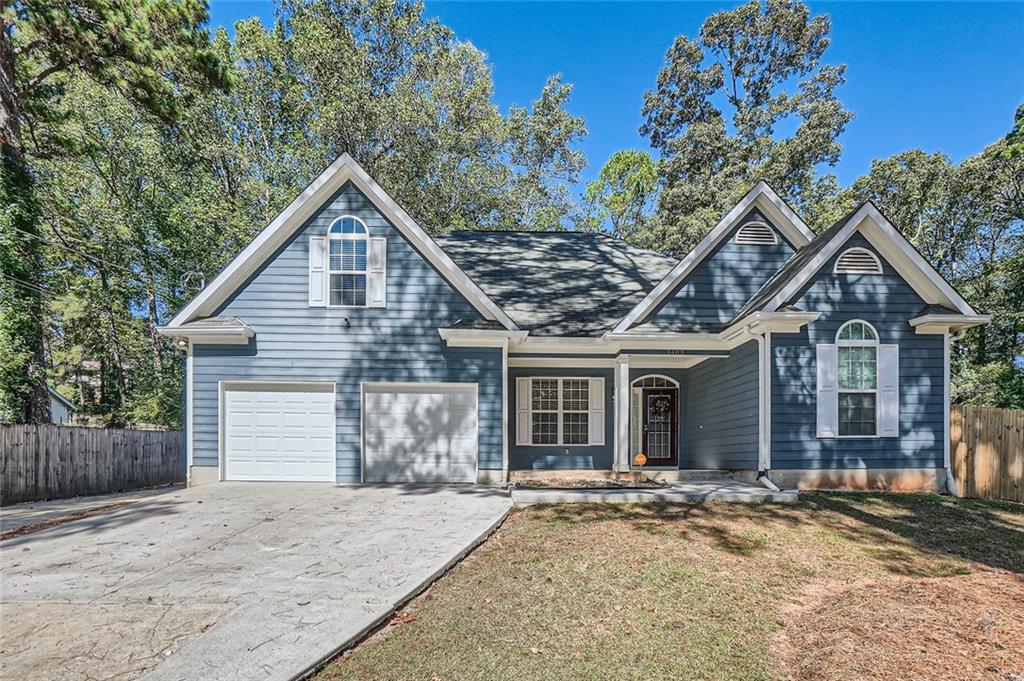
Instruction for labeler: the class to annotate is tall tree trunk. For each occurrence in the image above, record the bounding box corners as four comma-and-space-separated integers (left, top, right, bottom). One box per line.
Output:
97, 269, 128, 406
0, 27, 50, 424
145, 271, 163, 379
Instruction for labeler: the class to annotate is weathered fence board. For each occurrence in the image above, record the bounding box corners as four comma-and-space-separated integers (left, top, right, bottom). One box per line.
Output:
951, 405, 1024, 503
1, 425, 184, 506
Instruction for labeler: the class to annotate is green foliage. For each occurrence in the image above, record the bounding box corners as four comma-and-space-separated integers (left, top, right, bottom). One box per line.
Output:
1004, 104, 1024, 158
0, 0, 227, 423
638, 0, 852, 255
836, 142, 1024, 408
580, 150, 658, 239
10, 0, 587, 427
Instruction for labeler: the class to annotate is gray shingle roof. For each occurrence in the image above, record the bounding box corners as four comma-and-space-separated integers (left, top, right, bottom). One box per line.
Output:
437, 231, 678, 336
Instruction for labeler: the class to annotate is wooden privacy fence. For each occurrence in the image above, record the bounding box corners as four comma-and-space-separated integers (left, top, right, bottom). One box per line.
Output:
951, 405, 1024, 503
1, 424, 184, 506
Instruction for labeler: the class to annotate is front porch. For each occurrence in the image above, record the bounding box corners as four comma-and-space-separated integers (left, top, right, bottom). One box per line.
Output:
508, 340, 766, 481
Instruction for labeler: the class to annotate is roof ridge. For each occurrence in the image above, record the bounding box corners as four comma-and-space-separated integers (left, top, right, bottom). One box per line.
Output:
439, 229, 678, 261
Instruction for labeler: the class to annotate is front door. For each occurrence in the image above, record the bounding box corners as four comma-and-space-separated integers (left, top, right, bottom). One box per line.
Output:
642, 389, 678, 467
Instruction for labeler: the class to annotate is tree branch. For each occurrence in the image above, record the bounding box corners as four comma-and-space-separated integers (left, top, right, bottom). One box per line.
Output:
12, 39, 45, 57
17, 60, 70, 98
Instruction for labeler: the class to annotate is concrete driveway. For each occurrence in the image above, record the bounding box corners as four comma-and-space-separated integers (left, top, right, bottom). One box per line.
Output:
1, 482, 511, 681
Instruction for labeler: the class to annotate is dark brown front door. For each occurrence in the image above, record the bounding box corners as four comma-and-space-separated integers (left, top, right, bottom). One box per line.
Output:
642, 389, 678, 467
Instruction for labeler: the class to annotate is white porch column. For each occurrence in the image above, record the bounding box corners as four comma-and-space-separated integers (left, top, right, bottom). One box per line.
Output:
614, 354, 630, 472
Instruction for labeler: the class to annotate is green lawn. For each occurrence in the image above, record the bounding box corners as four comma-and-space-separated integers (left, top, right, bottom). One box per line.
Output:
317, 494, 1024, 681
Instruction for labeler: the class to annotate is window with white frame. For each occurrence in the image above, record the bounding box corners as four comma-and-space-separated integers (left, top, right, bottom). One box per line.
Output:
523, 378, 595, 446
836, 320, 878, 436
328, 216, 368, 306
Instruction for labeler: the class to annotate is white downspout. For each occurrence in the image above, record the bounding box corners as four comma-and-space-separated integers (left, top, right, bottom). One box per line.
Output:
501, 338, 509, 486
944, 331, 960, 497
743, 328, 776, 491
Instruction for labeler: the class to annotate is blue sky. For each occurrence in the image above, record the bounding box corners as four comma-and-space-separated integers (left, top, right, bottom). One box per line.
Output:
207, 1, 1023, 193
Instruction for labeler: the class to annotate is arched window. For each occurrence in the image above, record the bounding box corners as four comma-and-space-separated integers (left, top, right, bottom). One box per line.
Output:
328, 216, 368, 306
836, 320, 878, 436
834, 247, 882, 274
630, 375, 680, 389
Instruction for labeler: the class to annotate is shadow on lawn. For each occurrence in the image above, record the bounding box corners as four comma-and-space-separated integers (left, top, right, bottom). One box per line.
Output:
803, 493, 1024, 574
538, 493, 1024, 574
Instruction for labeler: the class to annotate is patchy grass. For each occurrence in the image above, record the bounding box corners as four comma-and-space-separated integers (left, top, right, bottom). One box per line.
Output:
316, 494, 1024, 681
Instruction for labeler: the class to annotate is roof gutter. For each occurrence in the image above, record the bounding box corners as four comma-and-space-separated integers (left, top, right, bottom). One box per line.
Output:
438, 328, 529, 348
157, 323, 255, 347
908, 313, 991, 335
718, 311, 821, 341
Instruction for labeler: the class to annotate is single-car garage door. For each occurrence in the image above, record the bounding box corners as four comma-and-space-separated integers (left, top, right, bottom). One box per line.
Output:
363, 383, 478, 483
223, 383, 336, 482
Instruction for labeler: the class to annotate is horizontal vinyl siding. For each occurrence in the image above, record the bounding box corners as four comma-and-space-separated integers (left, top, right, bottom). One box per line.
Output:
647, 209, 795, 328
682, 340, 760, 469
770, 233, 944, 470
192, 182, 503, 483
508, 367, 613, 471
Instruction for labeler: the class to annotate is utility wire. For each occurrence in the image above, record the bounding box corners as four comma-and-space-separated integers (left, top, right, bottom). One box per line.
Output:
6, 225, 189, 300
0, 272, 54, 297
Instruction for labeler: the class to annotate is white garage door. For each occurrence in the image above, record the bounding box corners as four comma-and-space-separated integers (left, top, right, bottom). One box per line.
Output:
223, 383, 335, 482
363, 383, 478, 483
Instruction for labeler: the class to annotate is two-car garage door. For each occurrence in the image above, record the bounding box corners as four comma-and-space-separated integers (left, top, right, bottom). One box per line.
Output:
222, 382, 478, 483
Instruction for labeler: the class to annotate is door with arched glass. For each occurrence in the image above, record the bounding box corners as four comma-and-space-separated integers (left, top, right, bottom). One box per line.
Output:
631, 375, 679, 467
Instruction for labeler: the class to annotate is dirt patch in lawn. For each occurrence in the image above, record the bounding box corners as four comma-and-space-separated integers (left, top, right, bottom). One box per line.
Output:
778, 571, 1024, 680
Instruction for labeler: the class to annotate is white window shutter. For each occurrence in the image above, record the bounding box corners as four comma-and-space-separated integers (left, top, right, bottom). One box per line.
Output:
878, 344, 900, 437
308, 236, 326, 307
367, 237, 387, 308
516, 378, 530, 446
588, 377, 605, 446
816, 344, 838, 438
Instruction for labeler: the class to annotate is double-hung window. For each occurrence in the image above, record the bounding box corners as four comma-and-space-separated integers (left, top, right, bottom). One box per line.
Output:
837, 321, 878, 436
328, 216, 368, 306
519, 377, 603, 446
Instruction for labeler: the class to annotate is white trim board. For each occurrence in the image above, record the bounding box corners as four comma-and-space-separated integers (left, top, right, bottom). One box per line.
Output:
613, 182, 815, 333
763, 203, 979, 317
166, 153, 517, 331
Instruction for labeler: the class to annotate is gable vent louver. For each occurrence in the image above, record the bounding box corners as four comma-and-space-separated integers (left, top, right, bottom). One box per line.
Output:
734, 221, 778, 245
834, 247, 883, 274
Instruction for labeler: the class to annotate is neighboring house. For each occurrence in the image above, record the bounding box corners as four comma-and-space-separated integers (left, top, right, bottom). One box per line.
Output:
48, 387, 75, 425
159, 155, 989, 492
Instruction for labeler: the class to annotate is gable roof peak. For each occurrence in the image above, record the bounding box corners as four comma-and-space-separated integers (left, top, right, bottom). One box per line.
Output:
166, 152, 517, 330
611, 181, 816, 333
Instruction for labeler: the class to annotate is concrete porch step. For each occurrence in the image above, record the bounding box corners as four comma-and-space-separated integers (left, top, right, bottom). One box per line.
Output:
510, 480, 798, 507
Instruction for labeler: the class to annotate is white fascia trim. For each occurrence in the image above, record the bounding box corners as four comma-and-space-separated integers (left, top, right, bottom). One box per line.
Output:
909, 314, 991, 334
438, 328, 529, 347
612, 182, 815, 333
763, 203, 980, 316
509, 357, 616, 368
167, 153, 517, 331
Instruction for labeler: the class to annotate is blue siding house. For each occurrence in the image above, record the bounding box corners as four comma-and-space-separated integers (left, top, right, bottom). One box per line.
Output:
160, 155, 989, 492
